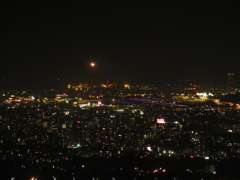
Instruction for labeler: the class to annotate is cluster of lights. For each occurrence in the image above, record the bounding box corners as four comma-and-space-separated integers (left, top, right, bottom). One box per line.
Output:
153, 168, 167, 173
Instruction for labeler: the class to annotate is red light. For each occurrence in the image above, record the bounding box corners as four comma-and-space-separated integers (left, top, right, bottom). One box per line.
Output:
162, 169, 166, 173
56, 94, 68, 97
190, 155, 194, 158
154, 169, 159, 173
77, 121, 81, 124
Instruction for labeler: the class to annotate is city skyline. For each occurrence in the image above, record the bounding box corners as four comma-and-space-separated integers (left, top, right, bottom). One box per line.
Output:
1, 2, 240, 89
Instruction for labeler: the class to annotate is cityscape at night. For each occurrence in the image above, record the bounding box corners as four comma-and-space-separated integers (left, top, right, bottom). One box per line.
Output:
2, 76, 240, 179
1, 1, 240, 180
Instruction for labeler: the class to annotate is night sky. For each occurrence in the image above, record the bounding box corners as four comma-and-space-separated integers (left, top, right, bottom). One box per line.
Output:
1, 2, 240, 89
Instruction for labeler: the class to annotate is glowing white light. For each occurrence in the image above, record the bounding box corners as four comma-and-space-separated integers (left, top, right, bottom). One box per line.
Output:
147, 146, 152, 151
205, 156, 210, 160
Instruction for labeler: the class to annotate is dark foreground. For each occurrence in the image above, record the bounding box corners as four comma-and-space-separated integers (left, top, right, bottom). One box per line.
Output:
1, 157, 240, 180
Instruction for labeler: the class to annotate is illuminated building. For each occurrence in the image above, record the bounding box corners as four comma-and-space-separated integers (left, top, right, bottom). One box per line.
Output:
68, 83, 89, 90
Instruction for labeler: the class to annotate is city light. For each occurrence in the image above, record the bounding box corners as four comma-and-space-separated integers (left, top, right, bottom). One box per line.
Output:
1, 2, 240, 179
157, 118, 165, 124
1, 78, 240, 179
124, 84, 130, 88
147, 146, 152, 151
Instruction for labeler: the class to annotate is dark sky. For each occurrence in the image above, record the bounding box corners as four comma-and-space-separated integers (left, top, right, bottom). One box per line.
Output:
1, 1, 240, 89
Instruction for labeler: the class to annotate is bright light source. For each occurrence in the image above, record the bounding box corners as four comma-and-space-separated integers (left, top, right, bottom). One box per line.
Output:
162, 169, 166, 173
90, 62, 96, 67
205, 156, 210, 160
147, 146, 152, 151
157, 118, 165, 124
124, 84, 129, 88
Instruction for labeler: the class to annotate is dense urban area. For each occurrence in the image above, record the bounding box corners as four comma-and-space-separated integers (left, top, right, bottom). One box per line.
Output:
1, 74, 240, 179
